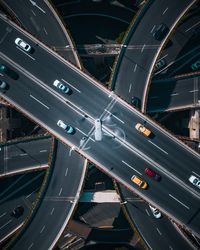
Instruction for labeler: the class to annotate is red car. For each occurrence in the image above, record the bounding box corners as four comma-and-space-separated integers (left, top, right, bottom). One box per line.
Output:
145, 168, 161, 181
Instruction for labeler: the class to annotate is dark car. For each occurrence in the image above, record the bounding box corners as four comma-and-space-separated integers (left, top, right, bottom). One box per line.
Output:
145, 168, 161, 181
0, 64, 19, 80
11, 206, 24, 218
131, 97, 141, 109
155, 58, 166, 72
153, 23, 168, 41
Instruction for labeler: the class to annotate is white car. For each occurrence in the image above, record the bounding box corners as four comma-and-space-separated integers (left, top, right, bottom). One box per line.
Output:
15, 38, 31, 52
53, 80, 70, 94
57, 120, 74, 134
189, 175, 200, 189
149, 205, 162, 219
94, 119, 102, 141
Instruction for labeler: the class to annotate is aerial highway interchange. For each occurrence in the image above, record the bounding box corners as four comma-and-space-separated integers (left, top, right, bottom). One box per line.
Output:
0, 0, 200, 249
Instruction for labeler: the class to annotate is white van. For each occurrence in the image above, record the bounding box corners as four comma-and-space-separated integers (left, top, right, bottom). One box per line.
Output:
94, 119, 102, 141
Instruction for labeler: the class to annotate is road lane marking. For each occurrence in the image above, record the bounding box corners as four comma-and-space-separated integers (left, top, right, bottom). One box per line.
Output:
40, 225, 45, 233
75, 127, 95, 142
65, 168, 68, 177
62, 78, 81, 93
170, 93, 179, 96
148, 140, 168, 155
16, 47, 35, 60
151, 25, 156, 33
141, 44, 145, 53
105, 109, 125, 124
30, 95, 49, 109
156, 227, 162, 235
0, 212, 6, 218
192, 171, 200, 178
28, 243, 34, 250
19, 153, 28, 156
43, 27, 48, 35
129, 84, 132, 93
134, 64, 137, 72
162, 7, 168, 15
40, 149, 47, 153
169, 194, 190, 210
122, 160, 142, 175
145, 209, 150, 216
50, 207, 55, 215
185, 20, 200, 32
169, 246, 174, 250
29, 0, 46, 14
189, 89, 198, 93
0, 219, 12, 230
31, 10, 36, 16
59, 187, 62, 196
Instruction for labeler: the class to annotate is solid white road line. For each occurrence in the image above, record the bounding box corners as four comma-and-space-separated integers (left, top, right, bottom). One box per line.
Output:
62, 78, 81, 93
30, 95, 49, 109
192, 171, 200, 178
105, 109, 125, 124
16, 47, 35, 60
185, 20, 200, 32
148, 140, 168, 155
0, 219, 12, 230
122, 160, 142, 175
169, 194, 190, 210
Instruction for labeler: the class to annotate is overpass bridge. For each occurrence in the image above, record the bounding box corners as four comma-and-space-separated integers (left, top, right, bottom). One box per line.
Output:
147, 73, 200, 112
0, 13, 200, 237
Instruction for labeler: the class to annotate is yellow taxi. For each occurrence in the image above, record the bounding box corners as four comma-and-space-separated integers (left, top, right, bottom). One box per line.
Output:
131, 175, 148, 189
135, 123, 152, 137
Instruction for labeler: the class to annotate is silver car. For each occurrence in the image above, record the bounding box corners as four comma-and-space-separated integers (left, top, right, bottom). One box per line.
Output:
149, 205, 162, 219
15, 38, 31, 52
189, 175, 200, 189
53, 80, 70, 94
57, 120, 74, 134
0, 80, 7, 89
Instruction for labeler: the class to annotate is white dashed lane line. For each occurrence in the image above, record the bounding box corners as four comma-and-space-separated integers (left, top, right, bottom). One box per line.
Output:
122, 160, 142, 175
50, 207, 55, 215
162, 7, 168, 15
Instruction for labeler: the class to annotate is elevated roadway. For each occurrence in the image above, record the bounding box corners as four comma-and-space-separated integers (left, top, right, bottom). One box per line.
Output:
147, 75, 200, 112
0, 14, 200, 236
111, 0, 197, 112
0, 0, 80, 67
0, 170, 45, 244
118, 184, 195, 250
0, 136, 51, 177
10, 140, 87, 250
